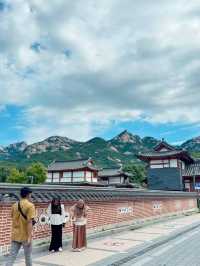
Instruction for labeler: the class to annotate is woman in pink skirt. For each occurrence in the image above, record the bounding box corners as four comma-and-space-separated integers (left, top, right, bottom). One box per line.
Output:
70, 199, 89, 252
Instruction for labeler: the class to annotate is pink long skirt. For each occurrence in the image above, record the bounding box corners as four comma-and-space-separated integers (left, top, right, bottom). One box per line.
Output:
72, 224, 87, 249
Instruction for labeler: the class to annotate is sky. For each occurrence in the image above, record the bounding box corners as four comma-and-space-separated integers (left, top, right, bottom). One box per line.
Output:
1, 0, 200, 146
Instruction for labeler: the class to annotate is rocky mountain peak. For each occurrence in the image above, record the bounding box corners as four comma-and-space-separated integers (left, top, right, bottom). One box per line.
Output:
114, 130, 141, 144
181, 136, 200, 151
24, 136, 78, 155
45, 136, 76, 144
5, 141, 28, 153
193, 136, 200, 143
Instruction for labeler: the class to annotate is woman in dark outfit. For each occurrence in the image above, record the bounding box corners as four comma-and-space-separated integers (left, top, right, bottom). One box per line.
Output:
47, 198, 66, 252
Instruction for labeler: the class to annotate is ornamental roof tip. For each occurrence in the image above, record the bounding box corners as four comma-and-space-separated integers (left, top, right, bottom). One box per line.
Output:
153, 140, 176, 151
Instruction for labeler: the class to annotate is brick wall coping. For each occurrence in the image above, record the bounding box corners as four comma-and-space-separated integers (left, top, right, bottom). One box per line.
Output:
0, 183, 197, 203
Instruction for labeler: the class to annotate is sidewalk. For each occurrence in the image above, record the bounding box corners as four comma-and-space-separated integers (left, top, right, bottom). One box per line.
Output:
6, 213, 200, 266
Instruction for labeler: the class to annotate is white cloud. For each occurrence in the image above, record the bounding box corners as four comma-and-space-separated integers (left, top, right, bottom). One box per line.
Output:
1, 0, 200, 142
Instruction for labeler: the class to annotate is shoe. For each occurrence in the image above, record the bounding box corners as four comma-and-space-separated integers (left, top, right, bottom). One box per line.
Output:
59, 247, 63, 252
51, 250, 55, 253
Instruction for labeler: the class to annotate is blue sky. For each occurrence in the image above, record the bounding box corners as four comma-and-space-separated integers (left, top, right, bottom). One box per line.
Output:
1, 0, 200, 146
0, 105, 199, 146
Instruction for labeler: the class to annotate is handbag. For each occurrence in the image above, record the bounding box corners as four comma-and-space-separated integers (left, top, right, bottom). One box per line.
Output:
18, 202, 36, 226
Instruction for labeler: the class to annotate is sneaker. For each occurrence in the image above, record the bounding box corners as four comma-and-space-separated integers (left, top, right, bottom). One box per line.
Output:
59, 247, 63, 252
51, 250, 55, 253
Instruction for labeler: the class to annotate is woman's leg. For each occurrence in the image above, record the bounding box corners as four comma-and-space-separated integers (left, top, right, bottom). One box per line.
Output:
50, 225, 63, 251
49, 225, 57, 251
72, 225, 87, 250
79, 225, 87, 250
57, 224, 63, 249
72, 224, 78, 250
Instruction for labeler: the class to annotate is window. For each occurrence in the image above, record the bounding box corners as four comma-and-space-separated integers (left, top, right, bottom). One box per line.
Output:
73, 171, 84, 178
150, 159, 170, 168
53, 172, 59, 182
170, 159, 177, 168
63, 172, 72, 178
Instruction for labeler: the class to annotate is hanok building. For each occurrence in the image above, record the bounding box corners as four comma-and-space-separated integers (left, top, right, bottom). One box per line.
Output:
138, 140, 200, 192
98, 167, 131, 185
46, 158, 99, 184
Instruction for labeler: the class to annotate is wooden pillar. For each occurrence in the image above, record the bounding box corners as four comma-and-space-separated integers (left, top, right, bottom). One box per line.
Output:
91, 171, 93, 183
59, 172, 63, 183
84, 170, 86, 182
71, 171, 73, 183
193, 175, 196, 191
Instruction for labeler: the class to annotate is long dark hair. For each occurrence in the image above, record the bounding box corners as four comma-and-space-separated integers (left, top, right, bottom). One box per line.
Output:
51, 198, 61, 215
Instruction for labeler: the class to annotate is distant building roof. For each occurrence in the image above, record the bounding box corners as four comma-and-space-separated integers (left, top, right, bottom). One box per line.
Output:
137, 150, 194, 163
153, 140, 176, 151
48, 158, 98, 171
98, 168, 131, 178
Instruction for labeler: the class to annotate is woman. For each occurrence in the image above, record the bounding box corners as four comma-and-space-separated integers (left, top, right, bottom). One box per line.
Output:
70, 199, 89, 251
47, 197, 66, 252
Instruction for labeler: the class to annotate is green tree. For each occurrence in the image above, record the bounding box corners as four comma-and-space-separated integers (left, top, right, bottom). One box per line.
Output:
123, 163, 146, 184
7, 168, 27, 183
26, 162, 47, 184
0, 167, 10, 182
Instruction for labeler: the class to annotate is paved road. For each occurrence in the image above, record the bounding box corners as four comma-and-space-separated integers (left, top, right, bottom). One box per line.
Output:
118, 226, 200, 266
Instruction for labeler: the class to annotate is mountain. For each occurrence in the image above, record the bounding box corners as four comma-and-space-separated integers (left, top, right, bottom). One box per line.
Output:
5, 142, 28, 154
1, 131, 200, 168
24, 136, 79, 155
181, 137, 200, 152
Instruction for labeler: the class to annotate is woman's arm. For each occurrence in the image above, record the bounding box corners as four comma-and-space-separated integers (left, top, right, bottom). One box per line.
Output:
61, 204, 66, 224
83, 206, 90, 218
69, 206, 75, 226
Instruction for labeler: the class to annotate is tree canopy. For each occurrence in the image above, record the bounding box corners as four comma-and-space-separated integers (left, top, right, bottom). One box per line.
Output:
7, 168, 27, 183
26, 162, 47, 184
123, 163, 146, 185
3, 162, 47, 184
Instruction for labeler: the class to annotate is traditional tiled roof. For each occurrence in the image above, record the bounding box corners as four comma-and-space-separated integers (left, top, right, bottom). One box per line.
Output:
98, 168, 130, 178
0, 183, 196, 203
153, 140, 176, 151
138, 150, 193, 163
48, 158, 98, 171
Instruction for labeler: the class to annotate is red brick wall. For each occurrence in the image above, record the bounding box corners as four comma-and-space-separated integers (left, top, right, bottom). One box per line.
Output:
0, 197, 197, 255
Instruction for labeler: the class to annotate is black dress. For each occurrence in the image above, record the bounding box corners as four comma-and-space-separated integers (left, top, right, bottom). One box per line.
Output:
49, 224, 63, 251
48, 202, 65, 252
